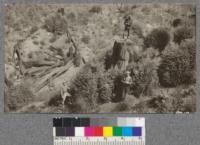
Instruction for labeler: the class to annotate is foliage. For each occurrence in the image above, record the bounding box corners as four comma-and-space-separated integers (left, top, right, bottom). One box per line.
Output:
48, 93, 63, 107
69, 65, 98, 111
172, 18, 183, 27
68, 62, 115, 112
171, 86, 196, 113
128, 51, 160, 97
115, 102, 130, 112
5, 82, 34, 111
29, 26, 39, 35
144, 27, 170, 52
173, 26, 194, 44
148, 94, 169, 113
97, 71, 114, 104
131, 23, 144, 38
43, 14, 68, 35
89, 5, 102, 13
158, 40, 196, 87
81, 35, 90, 44
179, 39, 196, 69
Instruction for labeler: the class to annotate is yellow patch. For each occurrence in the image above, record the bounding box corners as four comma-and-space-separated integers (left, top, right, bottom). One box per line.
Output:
103, 127, 113, 137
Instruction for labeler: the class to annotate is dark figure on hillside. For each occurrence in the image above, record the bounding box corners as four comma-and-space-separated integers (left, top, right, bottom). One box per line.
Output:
120, 70, 133, 100
123, 15, 132, 38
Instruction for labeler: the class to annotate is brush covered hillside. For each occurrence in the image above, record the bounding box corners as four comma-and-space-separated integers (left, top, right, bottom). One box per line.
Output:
4, 4, 196, 113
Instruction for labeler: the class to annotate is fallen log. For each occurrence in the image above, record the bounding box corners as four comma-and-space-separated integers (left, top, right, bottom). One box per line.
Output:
34, 60, 73, 92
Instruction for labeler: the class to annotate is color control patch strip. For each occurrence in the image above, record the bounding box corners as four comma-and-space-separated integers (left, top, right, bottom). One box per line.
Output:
54, 126, 142, 137
53, 117, 145, 145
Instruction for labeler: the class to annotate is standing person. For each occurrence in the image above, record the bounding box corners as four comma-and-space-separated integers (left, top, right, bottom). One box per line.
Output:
123, 15, 132, 38
61, 82, 72, 106
120, 70, 133, 101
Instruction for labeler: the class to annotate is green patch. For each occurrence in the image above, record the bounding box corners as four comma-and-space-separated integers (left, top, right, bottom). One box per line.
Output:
113, 127, 122, 136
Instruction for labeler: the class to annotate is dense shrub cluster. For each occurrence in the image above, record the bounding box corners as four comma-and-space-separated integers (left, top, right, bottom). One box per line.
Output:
144, 27, 170, 52
68, 63, 115, 112
129, 56, 160, 97
148, 94, 169, 113
158, 40, 195, 87
68, 67, 98, 112
180, 39, 196, 69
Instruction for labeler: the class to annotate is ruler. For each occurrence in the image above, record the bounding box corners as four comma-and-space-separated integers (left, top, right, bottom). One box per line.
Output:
53, 117, 145, 145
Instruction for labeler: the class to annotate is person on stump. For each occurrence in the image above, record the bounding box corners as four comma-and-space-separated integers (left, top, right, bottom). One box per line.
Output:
123, 15, 132, 38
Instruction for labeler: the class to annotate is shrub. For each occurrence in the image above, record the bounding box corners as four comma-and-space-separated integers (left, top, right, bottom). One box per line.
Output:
170, 88, 185, 113
89, 5, 102, 13
40, 40, 45, 46
179, 39, 196, 69
33, 40, 39, 45
49, 35, 57, 43
68, 61, 119, 112
97, 75, 113, 103
172, 18, 183, 27
141, 6, 151, 15
115, 102, 130, 112
43, 14, 68, 35
131, 23, 144, 38
29, 26, 38, 34
148, 94, 169, 113
48, 94, 62, 107
128, 55, 160, 97
173, 26, 194, 44
81, 35, 90, 44
5, 82, 34, 111
158, 40, 196, 87
68, 66, 98, 112
144, 27, 170, 52
67, 12, 76, 21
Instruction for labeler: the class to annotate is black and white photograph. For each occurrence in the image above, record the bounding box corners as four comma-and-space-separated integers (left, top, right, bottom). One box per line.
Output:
4, 3, 196, 113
